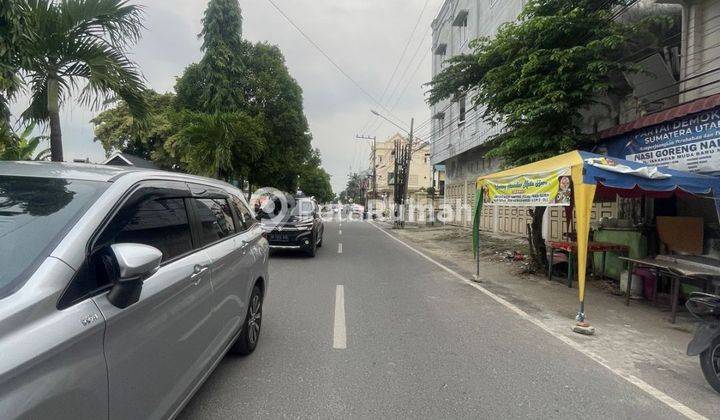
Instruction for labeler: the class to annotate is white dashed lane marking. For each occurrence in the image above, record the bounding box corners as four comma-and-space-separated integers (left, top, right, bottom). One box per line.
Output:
333, 285, 346, 349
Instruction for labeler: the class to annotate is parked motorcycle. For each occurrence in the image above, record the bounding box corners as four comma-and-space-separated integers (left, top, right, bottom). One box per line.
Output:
686, 292, 720, 393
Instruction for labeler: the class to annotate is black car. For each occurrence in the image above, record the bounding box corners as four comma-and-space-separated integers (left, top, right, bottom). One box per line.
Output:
262, 196, 324, 257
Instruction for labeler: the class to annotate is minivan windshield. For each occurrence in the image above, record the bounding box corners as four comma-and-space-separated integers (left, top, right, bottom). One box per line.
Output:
0, 176, 108, 298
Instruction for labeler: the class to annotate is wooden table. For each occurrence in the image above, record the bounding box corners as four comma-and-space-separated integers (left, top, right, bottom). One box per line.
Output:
619, 255, 720, 323
547, 241, 630, 288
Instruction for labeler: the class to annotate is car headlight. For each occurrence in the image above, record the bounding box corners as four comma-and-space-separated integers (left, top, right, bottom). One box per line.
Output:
296, 219, 313, 230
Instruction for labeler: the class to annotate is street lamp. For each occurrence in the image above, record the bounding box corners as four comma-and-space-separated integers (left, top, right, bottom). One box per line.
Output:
371, 109, 410, 135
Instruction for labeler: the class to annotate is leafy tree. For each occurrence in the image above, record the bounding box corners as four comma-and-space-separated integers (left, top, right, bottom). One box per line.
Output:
173, 0, 256, 181
165, 111, 264, 180
243, 42, 313, 191
175, 1, 313, 190
198, 0, 248, 113
91, 91, 178, 168
298, 150, 334, 203
427, 0, 669, 269
16, 0, 148, 162
427, 0, 669, 165
174, 0, 247, 114
0, 0, 29, 128
340, 173, 365, 204
0, 122, 50, 161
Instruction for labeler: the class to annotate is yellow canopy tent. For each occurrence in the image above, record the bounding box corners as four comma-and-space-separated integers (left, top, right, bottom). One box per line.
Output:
471, 150, 720, 322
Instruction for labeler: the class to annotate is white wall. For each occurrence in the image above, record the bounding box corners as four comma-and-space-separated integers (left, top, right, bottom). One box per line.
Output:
680, 0, 720, 102
429, 0, 526, 166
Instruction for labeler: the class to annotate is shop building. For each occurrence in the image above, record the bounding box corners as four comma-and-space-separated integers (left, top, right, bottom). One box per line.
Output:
430, 0, 719, 240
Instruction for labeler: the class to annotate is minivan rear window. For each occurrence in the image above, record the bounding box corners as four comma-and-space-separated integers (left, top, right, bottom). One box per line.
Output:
0, 176, 109, 298
193, 198, 236, 246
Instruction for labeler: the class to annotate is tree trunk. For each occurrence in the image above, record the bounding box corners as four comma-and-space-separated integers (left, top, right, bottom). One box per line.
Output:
47, 78, 63, 162
529, 206, 548, 271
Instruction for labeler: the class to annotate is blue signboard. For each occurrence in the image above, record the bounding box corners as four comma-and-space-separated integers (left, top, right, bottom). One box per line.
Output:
604, 106, 720, 174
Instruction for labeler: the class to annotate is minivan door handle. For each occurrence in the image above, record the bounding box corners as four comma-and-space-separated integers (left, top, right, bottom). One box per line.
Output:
190, 264, 210, 285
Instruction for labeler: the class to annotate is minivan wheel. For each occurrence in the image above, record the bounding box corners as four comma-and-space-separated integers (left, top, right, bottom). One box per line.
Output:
230, 285, 263, 356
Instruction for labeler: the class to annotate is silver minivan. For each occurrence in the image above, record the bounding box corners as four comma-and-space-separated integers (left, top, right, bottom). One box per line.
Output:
0, 161, 269, 419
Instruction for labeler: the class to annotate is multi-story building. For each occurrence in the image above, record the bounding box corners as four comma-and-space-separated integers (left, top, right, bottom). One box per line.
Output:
373, 133, 433, 214
430, 0, 720, 238
430, 0, 526, 228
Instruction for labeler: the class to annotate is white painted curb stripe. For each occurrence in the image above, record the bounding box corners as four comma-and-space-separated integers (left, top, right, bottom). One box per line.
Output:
333, 285, 347, 349
369, 222, 707, 420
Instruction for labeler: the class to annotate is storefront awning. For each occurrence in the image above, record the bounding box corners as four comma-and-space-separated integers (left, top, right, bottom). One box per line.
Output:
472, 150, 720, 321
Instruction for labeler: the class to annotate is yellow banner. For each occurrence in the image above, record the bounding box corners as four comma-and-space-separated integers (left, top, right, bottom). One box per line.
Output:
483, 168, 572, 206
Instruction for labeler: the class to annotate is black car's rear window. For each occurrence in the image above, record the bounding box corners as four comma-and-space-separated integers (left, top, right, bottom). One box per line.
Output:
0, 176, 109, 298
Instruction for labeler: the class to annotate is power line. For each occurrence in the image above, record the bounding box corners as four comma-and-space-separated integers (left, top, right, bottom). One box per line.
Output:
360, 0, 456, 138
264, 0, 406, 127
373, 23, 433, 124
360, 0, 431, 135
635, 67, 720, 102
413, 0, 637, 134
371, 42, 432, 136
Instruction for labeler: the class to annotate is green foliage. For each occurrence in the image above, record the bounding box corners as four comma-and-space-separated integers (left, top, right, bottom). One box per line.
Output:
175, 0, 248, 114
0, 122, 50, 161
298, 149, 334, 203
91, 90, 179, 168
340, 173, 365, 204
242, 42, 313, 191
88, 0, 323, 189
14, 0, 148, 161
0, 0, 29, 126
174, 1, 314, 190
427, 0, 671, 166
166, 111, 264, 180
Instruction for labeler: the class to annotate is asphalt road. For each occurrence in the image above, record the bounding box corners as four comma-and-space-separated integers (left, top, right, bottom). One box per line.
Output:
179, 220, 684, 419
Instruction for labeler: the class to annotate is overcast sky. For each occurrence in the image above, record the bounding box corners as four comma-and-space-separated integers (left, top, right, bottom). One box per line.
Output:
10, 0, 443, 193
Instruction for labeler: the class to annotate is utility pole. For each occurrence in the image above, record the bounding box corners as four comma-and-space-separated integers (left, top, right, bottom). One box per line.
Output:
354, 134, 377, 201
369, 110, 417, 228
393, 136, 401, 227
402, 118, 414, 209
394, 118, 414, 228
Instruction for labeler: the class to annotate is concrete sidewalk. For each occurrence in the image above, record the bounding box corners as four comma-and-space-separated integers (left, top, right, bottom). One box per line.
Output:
374, 220, 720, 419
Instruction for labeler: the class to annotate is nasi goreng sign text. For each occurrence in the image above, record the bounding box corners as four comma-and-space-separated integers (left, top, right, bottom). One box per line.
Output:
611, 107, 720, 174
483, 168, 572, 206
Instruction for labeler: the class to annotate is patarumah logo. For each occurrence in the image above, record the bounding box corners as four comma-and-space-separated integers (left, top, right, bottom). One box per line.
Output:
250, 187, 294, 230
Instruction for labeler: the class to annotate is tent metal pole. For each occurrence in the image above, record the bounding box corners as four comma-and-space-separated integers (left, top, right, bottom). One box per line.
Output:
576, 301, 585, 322
476, 227, 480, 277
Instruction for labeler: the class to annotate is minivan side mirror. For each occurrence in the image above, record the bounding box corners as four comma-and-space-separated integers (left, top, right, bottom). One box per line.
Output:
106, 243, 162, 309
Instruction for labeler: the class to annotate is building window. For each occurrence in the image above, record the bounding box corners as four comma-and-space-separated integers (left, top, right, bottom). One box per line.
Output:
458, 96, 466, 126
452, 10, 469, 47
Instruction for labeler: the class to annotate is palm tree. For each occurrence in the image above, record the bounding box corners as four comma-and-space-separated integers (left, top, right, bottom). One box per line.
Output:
0, 122, 51, 161
167, 112, 265, 180
18, 0, 147, 162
